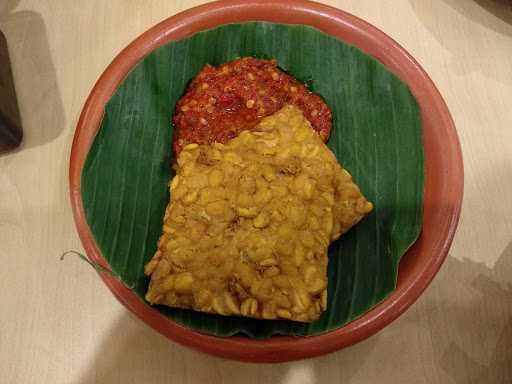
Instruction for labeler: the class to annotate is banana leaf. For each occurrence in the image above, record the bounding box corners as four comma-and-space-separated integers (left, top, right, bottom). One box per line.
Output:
81, 22, 423, 338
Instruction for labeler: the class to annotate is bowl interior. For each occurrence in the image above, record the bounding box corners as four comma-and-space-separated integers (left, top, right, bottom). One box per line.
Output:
69, 0, 463, 363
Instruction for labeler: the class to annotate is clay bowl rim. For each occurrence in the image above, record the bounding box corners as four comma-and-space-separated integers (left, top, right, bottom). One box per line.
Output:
69, 0, 463, 363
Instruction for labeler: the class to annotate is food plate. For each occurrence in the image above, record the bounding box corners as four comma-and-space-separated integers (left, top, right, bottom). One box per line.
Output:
69, 0, 463, 362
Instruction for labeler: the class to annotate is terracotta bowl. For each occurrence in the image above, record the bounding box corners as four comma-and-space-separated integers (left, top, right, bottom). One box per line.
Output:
69, 0, 463, 363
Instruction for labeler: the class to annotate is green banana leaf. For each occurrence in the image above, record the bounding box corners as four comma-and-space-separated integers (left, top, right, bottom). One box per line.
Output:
81, 22, 423, 338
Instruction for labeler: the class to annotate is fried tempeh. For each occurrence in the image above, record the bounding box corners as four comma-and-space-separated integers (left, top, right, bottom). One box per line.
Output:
145, 105, 372, 322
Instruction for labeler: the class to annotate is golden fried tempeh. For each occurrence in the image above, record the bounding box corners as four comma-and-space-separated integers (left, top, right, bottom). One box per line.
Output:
144, 105, 372, 322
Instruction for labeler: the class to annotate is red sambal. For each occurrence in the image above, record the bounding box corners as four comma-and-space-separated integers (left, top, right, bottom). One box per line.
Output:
172, 57, 332, 156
